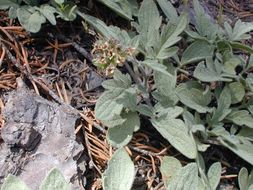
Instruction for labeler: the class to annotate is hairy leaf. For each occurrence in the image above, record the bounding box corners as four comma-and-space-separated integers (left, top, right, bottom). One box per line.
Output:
226, 110, 253, 128
151, 115, 197, 159
102, 148, 135, 190
228, 82, 245, 104
207, 162, 221, 190
160, 156, 182, 187
167, 163, 198, 190
107, 111, 140, 148
40, 168, 70, 190
176, 82, 212, 113
1, 175, 30, 190
181, 40, 214, 65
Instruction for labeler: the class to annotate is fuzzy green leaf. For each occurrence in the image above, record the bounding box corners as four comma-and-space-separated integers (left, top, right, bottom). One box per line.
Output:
211, 86, 231, 125
1, 175, 30, 190
207, 162, 221, 190
156, 0, 178, 23
39, 168, 70, 190
181, 40, 214, 65
102, 148, 135, 190
176, 82, 212, 113
0, 0, 20, 9
228, 82, 245, 104
239, 168, 249, 190
39, 5, 56, 25
167, 163, 198, 190
226, 110, 253, 128
160, 156, 182, 187
151, 115, 197, 159
107, 111, 140, 148
226, 20, 253, 41
140, 60, 171, 76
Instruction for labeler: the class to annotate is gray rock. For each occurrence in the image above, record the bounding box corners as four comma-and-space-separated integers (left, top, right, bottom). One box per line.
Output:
0, 78, 86, 189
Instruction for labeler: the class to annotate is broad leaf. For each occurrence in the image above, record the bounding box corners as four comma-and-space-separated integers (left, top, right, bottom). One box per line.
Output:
154, 71, 178, 105
167, 163, 198, 190
102, 148, 135, 190
140, 60, 171, 76
160, 156, 182, 187
40, 168, 70, 190
39, 5, 56, 25
0, 0, 20, 9
211, 86, 231, 125
207, 162, 221, 190
97, 0, 138, 20
225, 20, 253, 41
107, 111, 140, 148
228, 82, 245, 104
1, 175, 30, 190
156, 0, 178, 23
181, 40, 214, 65
176, 82, 212, 113
239, 168, 249, 190
226, 110, 253, 128
151, 115, 197, 159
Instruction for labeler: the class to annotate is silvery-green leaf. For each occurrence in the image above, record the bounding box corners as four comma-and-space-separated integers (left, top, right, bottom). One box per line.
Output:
107, 111, 140, 148
39, 5, 56, 25
17, 7, 46, 33
211, 86, 231, 124
226, 19, 253, 41
156, 14, 188, 59
192, 0, 221, 40
197, 177, 206, 190
0, 0, 20, 9
140, 59, 171, 76
151, 116, 197, 159
176, 82, 212, 113
156, 0, 178, 23
154, 105, 183, 118
102, 148, 135, 190
228, 82, 245, 104
97, 0, 136, 20
226, 110, 253, 128
238, 168, 249, 190
23, 0, 39, 6
181, 40, 214, 65
136, 104, 153, 117
194, 60, 231, 82
154, 71, 178, 105
223, 57, 241, 75
8, 7, 18, 18
219, 137, 253, 165
1, 175, 30, 190
55, 0, 64, 4
160, 156, 182, 187
207, 162, 221, 190
40, 168, 70, 190
102, 70, 132, 90
116, 89, 137, 111
167, 163, 198, 190
95, 91, 124, 125
137, 0, 161, 48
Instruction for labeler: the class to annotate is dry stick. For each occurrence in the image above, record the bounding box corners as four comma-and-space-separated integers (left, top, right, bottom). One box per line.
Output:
51, 33, 93, 63
82, 127, 102, 176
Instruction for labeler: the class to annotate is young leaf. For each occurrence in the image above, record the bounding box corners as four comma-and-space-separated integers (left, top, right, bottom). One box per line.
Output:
207, 162, 222, 190
226, 110, 253, 128
226, 20, 253, 41
154, 71, 178, 105
228, 82, 245, 104
239, 168, 249, 190
97, 0, 137, 20
167, 163, 198, 190
211, 86, 231, 125
140, 59, 171, 76
160, 156, 182, 187
40, 168, 70, 190
107, 111, 140, 148
151, 115, 197, 159
194, 60, 232, 82
39, 5, 56, 25
156, 0, 178, 23
176, 82, 212, 113
181, 40, 214, 65
102, 148, 135, 190
1, 175, 30, 190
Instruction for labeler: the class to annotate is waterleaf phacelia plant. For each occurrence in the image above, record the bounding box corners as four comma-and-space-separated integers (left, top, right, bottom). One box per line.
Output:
91, 0, 253, 189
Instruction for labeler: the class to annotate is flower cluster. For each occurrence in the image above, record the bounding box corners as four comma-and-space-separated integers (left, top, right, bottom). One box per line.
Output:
91, 38, 135, 76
